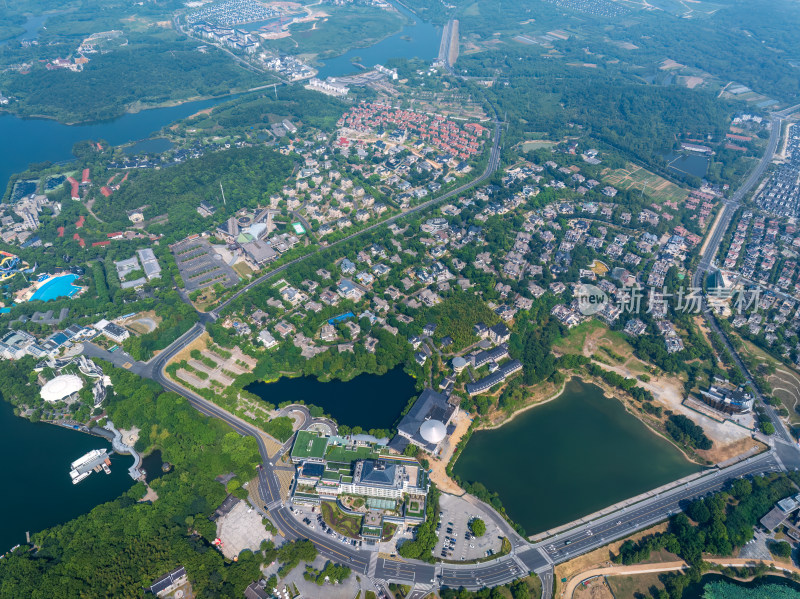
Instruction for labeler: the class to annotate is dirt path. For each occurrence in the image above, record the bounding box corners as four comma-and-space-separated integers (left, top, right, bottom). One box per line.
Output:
563, 558, 800, 598
85, 198, 106, 224
562, 562, 687, 599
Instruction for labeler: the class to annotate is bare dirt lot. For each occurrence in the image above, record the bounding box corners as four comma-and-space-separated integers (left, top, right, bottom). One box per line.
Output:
216, 501, 271, 559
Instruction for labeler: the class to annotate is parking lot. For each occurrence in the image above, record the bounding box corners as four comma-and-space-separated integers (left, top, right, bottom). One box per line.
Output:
434, 493, 504, 561
290, 503, 368, 550
170, 237, 239, 291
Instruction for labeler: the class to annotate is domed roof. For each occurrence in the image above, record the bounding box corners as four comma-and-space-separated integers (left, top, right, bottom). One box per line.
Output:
420, 419, 446, 444
452, 356, 468, 369
41, 374, 83, 403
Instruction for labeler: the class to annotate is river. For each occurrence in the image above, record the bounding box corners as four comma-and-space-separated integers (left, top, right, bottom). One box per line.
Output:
0, 399, 133, 552
245, 366, 418, 431
453, 378, 701, 534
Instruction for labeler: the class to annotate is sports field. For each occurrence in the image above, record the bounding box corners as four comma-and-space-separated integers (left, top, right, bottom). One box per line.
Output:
603, 163, 689, 204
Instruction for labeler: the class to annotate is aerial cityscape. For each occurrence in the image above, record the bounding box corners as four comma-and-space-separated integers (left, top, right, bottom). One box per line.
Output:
1, 0, 800, 598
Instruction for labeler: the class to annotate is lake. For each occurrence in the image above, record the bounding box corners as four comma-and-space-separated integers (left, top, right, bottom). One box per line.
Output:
0, 94, 235, 198
245, 366, 418, 430
316, 0, 442, 78
0, 399, 134, 552
0, 14, 52, 48
123, 137, 174, 156
453, 378, 701, 534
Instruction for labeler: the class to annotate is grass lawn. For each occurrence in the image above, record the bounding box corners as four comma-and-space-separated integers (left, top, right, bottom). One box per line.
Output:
321, 501, 363, 539
553, 320, 634, 360
232, 262, 253, 278
494, 574, 542, 599
552, 319, 606, 355
603, 162, 689, 205
607, 572, 667, 598
735, 336, 800, 425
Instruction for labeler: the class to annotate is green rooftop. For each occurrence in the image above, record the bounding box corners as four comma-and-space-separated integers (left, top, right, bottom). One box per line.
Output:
291, 430, 329, 460
325, 444, 380, 465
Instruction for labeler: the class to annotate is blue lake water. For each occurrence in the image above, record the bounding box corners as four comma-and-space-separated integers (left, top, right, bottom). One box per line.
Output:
0, 14, 50, 47
30, 274, 81, 302
664, 152, 709, 178
316, 0, 441, 78
123, 137, 174, 155
0, 95, 236, 197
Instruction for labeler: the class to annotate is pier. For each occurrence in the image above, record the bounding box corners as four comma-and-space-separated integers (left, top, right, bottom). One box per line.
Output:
90, 420, 144, 480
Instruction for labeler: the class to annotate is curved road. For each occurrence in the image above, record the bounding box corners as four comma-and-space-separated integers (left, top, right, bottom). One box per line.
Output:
136, 106, 800, 596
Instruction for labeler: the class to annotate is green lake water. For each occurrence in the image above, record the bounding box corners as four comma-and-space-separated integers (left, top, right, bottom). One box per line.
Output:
453, 378, 701, 534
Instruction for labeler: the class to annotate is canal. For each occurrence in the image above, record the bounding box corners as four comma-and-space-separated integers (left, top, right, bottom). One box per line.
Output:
453, 378, 701, 534
245, 366, 417, 431
0, 399, 133, 552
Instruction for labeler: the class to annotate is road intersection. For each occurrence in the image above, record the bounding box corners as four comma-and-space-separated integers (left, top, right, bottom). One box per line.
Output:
119, 106, 800, 597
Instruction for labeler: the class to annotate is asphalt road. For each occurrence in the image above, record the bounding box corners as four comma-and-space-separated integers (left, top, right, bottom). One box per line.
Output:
689, 109, 800, 468
116, 101, 800, 595
537, 452, 781, 564
210, 115, 502, 320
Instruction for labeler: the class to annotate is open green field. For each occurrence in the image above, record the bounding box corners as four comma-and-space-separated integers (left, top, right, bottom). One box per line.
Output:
321, 501, 363, 539
264, 6, 405, 59
603, 163, 689, 204
552, 320, 633, 358
521, 140, 557, 152
607, 572, 667, 598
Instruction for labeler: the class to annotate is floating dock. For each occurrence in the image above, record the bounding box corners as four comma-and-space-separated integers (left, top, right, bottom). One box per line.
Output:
69, 449, 112, 484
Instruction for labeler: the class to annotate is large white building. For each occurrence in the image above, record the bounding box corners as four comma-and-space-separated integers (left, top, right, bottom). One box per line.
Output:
41, 374, 83, 403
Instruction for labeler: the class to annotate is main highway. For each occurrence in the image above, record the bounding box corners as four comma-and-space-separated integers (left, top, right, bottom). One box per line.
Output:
690, 107, 800, 472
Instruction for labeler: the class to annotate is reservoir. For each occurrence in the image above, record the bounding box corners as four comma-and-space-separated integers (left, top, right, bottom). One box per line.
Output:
246, 366, 417, 431
316, 0, 441, 78
0, 399, 134, 552
0, 94, 235, 198
453, 378, 701, 534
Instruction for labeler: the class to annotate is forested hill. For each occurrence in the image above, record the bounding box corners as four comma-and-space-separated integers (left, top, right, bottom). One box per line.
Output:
93, 146, 295, 239
0, 366, 267, 598
458, 48, 733, 168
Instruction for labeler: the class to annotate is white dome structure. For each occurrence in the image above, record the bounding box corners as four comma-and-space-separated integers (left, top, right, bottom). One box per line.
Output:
420, 419, 447, 444
41, 374, 83, 403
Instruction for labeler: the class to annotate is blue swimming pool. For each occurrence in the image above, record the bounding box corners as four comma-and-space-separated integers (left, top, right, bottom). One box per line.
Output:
30, 274, 81, 302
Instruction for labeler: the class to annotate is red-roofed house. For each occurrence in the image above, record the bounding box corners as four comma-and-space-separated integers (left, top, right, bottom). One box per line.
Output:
81, 168, 91, 183
67, 176, 80, 200
92, 241, 110, 247
75, 215, 85, 228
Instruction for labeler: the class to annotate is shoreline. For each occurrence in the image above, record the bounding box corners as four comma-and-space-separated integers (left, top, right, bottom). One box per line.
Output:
474, 373, 708, 467
479, 378, 568, 430
0, 89, 247, 127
